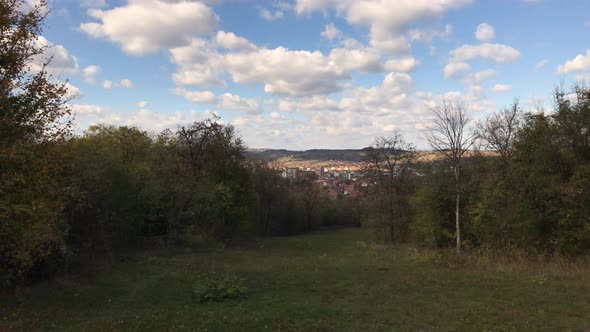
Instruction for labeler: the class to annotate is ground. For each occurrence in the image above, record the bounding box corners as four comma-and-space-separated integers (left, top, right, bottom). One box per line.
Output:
1, 228, 589, 331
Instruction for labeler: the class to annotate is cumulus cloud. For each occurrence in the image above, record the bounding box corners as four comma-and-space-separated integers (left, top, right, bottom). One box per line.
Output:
79, 0, 218, 55
173, 88, 262, 114
259, 1, 291, 21
557, 49, 590, 73
72, 104, 209, 133
443, 62, 471, 78
450, 43, 520, 64
408, 24, 452, 42
492, 84, 512, 92
137, 101, 149, 108
171, 30, 421, 97
383, 57, 419, 72
64, 83, 83, 100
466, 69, 497, 85
170, 39, 227, 87
172, 88, 217, 104
31, 36, 79, 77
328, 47, 383, 72
103, 80, 113, 89
80, 0, 107, 8
321, 23, 341, 40
475, 23, 495, 42
214, 31, 256, 51
83, 65, 101, 84
226, 47, 349, 96
119, 79, 133, 88
219, 93, 261, 114
295, 0, 471, 54
259, 8, 283, 21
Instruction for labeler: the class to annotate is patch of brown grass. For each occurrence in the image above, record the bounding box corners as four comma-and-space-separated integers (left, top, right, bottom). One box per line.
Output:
404, 245, 590, 280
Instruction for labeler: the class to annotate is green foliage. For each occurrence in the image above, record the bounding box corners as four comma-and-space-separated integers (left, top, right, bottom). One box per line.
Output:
192, 275, 248, 302
402, 84, 590, 256
410, 169, 454, 247
0, 0, 71, 287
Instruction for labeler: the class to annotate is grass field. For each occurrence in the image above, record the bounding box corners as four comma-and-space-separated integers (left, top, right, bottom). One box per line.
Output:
2, 228, 589, 331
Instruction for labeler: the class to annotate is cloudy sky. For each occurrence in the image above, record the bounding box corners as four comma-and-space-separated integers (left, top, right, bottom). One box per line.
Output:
36, 0, 590, 149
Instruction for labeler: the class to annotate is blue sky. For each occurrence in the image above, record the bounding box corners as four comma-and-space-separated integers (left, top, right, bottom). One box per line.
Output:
33, 0, 590, 149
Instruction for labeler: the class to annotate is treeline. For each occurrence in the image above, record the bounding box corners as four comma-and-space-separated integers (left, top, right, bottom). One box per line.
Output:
2, 118, 360, 288
0, 1, 363, 288
363, 85, 590, 257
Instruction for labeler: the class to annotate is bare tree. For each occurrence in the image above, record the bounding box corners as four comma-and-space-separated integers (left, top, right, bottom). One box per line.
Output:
426, 99, 476, 253
478, 99, 522, 167
363, 132, 416, 243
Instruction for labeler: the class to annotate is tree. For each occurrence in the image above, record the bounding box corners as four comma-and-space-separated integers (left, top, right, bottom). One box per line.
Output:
363, 132, 416, 243
426, 99, 476, 253
478, 99, 522, 167
0, 0, 73, 286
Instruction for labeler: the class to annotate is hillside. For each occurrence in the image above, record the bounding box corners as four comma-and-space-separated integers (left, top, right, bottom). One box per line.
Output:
244, 148, 456, 168
245, 149, 369, 162
3, 228, 588, 331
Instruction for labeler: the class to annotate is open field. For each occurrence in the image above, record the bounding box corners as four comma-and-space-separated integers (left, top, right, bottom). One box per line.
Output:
2, 228, 589, 331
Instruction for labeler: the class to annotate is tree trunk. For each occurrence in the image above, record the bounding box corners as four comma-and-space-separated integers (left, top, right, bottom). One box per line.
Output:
456, 191, 460, 254
454, 166, 461, 254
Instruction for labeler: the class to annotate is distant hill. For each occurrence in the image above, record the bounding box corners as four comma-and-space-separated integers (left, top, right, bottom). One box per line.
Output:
244, 148, 484, 167
244, 148, 370, 164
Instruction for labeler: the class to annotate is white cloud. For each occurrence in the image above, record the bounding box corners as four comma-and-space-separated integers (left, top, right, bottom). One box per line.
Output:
31, 36, 79, 77
535, 59, 548, 70
137, 101, 149, 108
71, 103, 104, 116
170, 39, 226, 87
214, 31, 256, 51
296, 0, 471, 54
557, 49, 590, 73
259, 8, 284, 21
383, 57, 419, 72
492, 84, 512, 92
83, 65, 101, 84
103, 80, 113, 89
321, 23, 341, 40
328, 47, 382, 72
466, 69, 497, 84
80, 0, 107, 8
259, 1, 291, 21
171, 30, 424, 97
79, 0, 218, 55
408, 24, 452, 42
172, 88, 217, 104
475, 23, 495, 42
64, 83, 83, 100
223, 47, 349, 97
73, 105, 208, 133
173, 88, 262, 114
450, 43, 520, 64
119, 79, 133, 88
219, 93, 261, 114
443, 62, 471, 78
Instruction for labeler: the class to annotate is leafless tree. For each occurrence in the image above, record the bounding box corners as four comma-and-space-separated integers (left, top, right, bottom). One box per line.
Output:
363, 132, 416, 243
426, 99, 476, 253
478, 99, 522, 167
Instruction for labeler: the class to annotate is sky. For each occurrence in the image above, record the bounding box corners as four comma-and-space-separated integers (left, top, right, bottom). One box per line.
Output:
31, 0, 590, 149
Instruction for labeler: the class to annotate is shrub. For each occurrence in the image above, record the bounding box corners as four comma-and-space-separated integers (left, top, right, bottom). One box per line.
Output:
192, 275, 248, 302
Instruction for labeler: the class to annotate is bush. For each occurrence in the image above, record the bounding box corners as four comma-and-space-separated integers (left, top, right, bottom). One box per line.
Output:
192, 275, 248, 302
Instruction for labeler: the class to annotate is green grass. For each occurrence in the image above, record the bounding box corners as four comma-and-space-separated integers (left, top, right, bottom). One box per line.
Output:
2, 228, 589, 331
